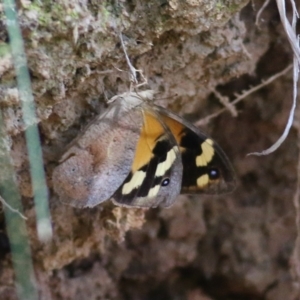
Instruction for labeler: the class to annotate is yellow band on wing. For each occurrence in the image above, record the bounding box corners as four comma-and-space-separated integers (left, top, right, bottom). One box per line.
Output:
197, 174, 209, 188
122, 170, 146, 195
148, 184, 160, 198
155, 147, 177, 177
196, 139, 214, 167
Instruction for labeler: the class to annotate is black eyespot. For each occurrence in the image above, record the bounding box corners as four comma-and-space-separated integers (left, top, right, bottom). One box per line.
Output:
209, 168, 220, 179
161, 178, 170, 186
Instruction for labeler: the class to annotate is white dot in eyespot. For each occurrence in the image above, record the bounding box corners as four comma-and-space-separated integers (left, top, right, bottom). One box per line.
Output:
209, 168, 220, 179
161, 178, 170, 186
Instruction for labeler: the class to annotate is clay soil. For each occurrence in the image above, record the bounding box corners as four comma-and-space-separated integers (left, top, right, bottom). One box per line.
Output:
1, 0, 300, 299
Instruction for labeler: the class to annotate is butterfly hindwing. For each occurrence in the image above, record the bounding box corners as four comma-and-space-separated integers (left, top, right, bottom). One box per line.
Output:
112, 108, 183, 208
156, 106, 236, 194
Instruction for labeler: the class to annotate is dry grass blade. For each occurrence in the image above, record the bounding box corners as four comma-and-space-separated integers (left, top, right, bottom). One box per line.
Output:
248, 0, 299, 156
0, 108, 38, 299
3, 0, 52, 241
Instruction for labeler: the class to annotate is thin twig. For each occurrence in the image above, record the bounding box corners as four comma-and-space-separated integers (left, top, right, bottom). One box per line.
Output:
196, 64, 292, 126
119, 33, 147, 88
119, 33, 138, 84
212, 89, 238, 117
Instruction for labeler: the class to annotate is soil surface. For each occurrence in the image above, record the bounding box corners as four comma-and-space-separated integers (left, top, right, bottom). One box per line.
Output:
0, 1, 299, 299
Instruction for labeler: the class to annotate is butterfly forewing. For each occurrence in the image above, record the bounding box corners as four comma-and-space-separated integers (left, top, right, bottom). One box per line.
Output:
52, 97, 144, 208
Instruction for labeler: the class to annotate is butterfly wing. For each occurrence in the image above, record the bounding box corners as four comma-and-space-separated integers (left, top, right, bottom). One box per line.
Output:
53, 89, 235, 209
52, 96, 144, 208
155, 106, 236, 194
112, 107, 183, 208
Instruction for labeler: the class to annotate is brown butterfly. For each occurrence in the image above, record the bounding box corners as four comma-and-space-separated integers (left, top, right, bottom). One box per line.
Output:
52, 90, 236, 208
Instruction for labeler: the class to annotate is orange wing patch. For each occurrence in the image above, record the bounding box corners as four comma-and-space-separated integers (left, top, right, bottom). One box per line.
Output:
159, 114, 185, 145
131, 110, 165, 172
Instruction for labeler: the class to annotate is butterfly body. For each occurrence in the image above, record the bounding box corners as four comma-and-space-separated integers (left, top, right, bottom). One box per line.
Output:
52, 90, 235, 208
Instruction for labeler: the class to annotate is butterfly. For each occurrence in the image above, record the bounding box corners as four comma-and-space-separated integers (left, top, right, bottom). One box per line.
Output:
52, 90, 236, 208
